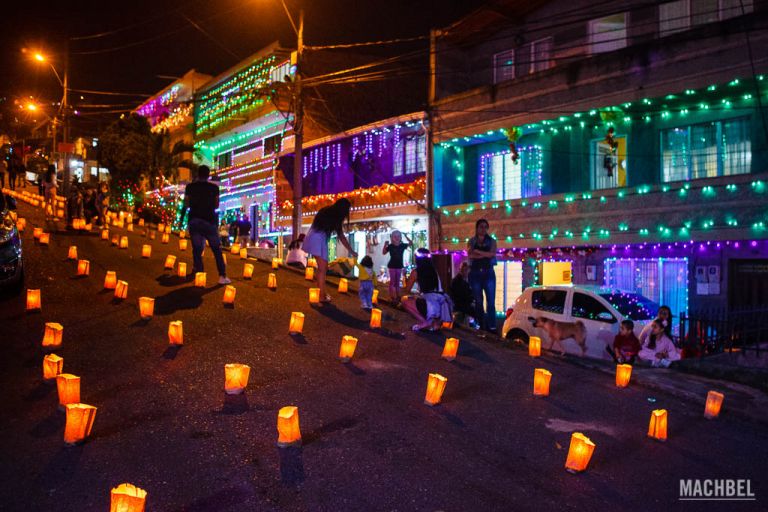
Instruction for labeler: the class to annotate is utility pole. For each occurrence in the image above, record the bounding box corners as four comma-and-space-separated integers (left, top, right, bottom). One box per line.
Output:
62, 41, 71, 199
426, 29, 441, 251
291, 10, 305, 242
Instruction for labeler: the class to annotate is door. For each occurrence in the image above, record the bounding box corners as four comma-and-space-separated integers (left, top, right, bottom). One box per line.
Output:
593, 135, 627, 190
729, 259, 768, 310
570, 291, 620, 359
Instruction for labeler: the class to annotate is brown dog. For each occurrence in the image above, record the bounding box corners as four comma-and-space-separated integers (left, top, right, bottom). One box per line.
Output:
531, 316, 587, 356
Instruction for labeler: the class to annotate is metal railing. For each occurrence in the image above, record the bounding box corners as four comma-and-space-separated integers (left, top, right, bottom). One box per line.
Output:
678, 308, 767, 357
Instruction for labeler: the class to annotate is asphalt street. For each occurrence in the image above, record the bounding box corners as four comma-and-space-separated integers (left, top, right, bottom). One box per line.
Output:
1, 200, 766, 512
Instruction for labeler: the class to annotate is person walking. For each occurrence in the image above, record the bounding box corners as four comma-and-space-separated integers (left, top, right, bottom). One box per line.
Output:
301, 198, 357, 302
43, 165, 57, 222
467, 218, 498, 333
382, 230, 412, 306
181, 165, 230, 284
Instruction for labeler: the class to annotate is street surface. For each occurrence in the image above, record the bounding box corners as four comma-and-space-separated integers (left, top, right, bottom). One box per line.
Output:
1, 201, 766, 511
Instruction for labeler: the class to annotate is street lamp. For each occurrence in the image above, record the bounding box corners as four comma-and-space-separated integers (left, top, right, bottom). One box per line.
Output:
29, 49, 70, 196
274, 1, 304, 242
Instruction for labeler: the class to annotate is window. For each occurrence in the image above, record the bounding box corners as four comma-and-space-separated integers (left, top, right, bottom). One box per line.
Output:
517, 38, 553, 76
263, 134, 282, 156
481, 147, 543, 202
593, 135, 627, 190
493, 49, 516, 84
661, 117, 750, 182
494, 261, 524, 314
531, 290, 567, 315
604, 258, 688, 318
270, 61, 292, 83
217, 151, 232, 170
659, 0, 754, 36
572, 293, 616, 323
394, 134, 426, 177
233, 140, 262, 156
589, 13, 627, 54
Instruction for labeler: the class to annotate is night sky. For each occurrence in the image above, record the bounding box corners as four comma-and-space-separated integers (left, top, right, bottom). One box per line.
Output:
1, 0, 487, 137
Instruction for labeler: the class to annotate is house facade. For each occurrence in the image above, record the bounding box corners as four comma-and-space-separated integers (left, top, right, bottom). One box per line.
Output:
432, 0, 768, 317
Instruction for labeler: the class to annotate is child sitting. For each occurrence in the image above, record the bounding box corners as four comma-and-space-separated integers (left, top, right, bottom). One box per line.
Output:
606, 319, 641, 364
355, 255, 375, 311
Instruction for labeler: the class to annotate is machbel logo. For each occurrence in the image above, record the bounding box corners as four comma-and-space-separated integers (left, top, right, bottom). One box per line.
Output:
679, 479, 756, 501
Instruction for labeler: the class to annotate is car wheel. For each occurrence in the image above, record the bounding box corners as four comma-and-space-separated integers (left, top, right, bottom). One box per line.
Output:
506, 328, 529, 345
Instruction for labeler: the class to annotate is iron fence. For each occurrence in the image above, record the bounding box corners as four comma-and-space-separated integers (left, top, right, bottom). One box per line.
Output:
678, 308, 767, 358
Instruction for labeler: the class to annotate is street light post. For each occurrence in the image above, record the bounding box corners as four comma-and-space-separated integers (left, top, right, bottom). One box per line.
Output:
291, 10, 304, 242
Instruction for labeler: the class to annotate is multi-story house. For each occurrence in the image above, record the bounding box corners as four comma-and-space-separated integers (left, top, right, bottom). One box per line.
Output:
431, 0, 767, 319
135, 69, 211, 183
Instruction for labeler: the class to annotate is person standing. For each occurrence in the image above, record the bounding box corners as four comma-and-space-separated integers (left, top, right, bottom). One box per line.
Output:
237, 215, 251, 247
7, 157, 17, 191
43, 165, 57, 222
181, 165, 230, 284
301, 198, 357, 302
355, 255, 375, 310
382, 230, 412, 306
467, 218, 498, 333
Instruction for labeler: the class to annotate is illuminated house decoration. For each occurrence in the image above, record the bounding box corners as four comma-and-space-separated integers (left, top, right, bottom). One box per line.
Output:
193, 44, 293, 231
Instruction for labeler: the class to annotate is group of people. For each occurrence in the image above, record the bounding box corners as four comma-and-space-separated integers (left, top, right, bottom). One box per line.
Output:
607, 305, 681, 367
218, 215, 251, 248
0, 157, 25, 191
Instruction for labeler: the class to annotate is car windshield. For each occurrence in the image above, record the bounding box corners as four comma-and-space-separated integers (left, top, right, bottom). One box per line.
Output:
599, 292, 659, 321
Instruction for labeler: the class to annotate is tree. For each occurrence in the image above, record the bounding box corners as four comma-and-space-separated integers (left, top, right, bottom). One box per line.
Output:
99, 113, 156, 185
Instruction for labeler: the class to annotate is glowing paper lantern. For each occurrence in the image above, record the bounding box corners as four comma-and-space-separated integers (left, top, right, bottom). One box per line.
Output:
442, 319, 454, 329
33, 227, 42, 239
704, 391, 724, 419
308, 288, 320, 304
424, 373, 447, 406
307, 257, 317, 268
104, 271, 117, 289
194, 272, 206, 287
177, 262, 187, 277
126, 223, 134, 232
111, 235, 119, 246
139, 219, 145, 227
223, 285, 236, 305
26, 289, 41, 310
529, 336, 542, 357
158, 223, 165, 233
288, 312, 304, 334
305, 266, 315, 280
565, 432, 595, 473
168, 321, 183, 345
16, 217, 26, 231
161, 233, 169, 244
533, 368, 552, 396
164, 226, 171, 234
178, 230, 184, 238
339, 335, 358, 362
338, 278, 348, 293
240, 248, 247, 259
68, 246, 78, 260
43, 354, 64, 380
139, 297, 154, 319
110, 483, 147, 512
56, 373, 80, 409
101, 229, 109, 240
277, 406, 301, 447
42, 322, 64, 348
164, 255, 176, 270
230, 243, 241, 255
141, 245, 152, 258
268, 273, 277, 289
179, 239, 188, 251
372, 289, 379, 304
39, 233, 50, 245
647, 409, 668, 441
126, 214, 133, 225
272, 257, 280, 269
243, 263, 254, 279
64, 403, 97, 445
84, 223, 93, 231
119, 236, 128, 249
149, 231, 156, 240
441, 337, 459, 361
77, 259, 90, 276
114, 280, 129, 299
369, 308, 382, 329
615, 364, 632, 388
224, 364, 250, 395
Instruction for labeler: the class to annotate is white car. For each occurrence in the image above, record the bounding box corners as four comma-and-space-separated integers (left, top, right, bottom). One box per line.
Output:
501, 285, 660, 359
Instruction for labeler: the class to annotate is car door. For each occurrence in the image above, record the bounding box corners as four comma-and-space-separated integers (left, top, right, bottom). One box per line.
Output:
570, 291, 620, 359
527, 288, 570, 348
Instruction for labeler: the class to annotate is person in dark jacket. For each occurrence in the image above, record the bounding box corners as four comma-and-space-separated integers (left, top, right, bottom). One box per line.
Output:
450, 261, 477, 327
237, 215, 251, 247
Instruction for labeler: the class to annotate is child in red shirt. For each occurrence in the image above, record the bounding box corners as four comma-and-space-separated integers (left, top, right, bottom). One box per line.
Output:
606, 319, 641, 364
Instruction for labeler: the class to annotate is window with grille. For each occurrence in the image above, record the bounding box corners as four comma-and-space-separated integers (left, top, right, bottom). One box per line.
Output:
604, 258, 688, 317
481, 147, 542, 202
394, 134, 426, 177
263, 134, 282, 156
659, 0, 754, 36
517, 38, 553, 76
217, 151, 232, 170
493, 50, 516, 84
589, 13, 627, 54
661, 117, 750, 182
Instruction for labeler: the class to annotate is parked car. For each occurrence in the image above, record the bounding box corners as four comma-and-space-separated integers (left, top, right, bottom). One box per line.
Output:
0, 193, 23, 294
502, 285, 660, 359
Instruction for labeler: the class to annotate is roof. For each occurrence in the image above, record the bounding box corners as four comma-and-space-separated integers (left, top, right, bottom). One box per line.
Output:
439, 0, 551, 43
